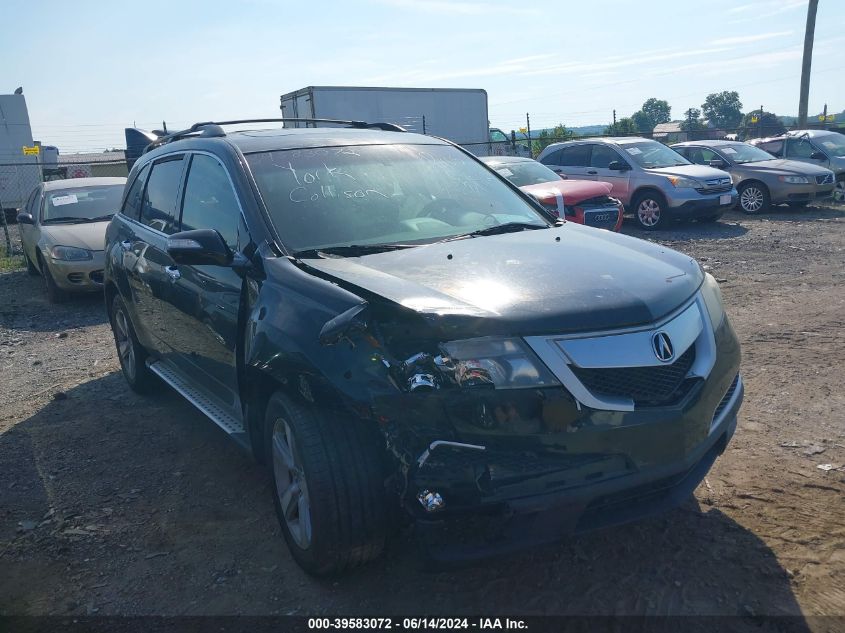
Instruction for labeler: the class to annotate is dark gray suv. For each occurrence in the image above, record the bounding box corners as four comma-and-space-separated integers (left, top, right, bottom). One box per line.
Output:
104, 119, 743, 575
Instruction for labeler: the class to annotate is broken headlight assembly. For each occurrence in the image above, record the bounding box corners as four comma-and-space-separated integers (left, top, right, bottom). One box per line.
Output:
440, 337, 560, 389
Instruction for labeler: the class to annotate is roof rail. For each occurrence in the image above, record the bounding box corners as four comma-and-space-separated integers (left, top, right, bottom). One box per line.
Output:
143, 118, 406, 153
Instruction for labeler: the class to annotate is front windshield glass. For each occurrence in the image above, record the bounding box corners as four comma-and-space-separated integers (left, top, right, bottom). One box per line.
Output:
720, 143, 777, 163
618, 141, 690, 169
813, 132, 845, 156
42, 185, 124, 224
246, 144, 548, 253
490, 161, 560, 187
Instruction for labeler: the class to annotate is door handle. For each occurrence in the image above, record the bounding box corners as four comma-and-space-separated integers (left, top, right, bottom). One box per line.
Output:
120, 240, 132, 252
166, 265, 181, 281
587, 170, 598, 175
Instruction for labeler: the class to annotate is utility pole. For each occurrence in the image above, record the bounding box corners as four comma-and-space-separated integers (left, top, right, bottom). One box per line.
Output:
798, 0, 819, 128
612, 109, 617, 135
759, 105, 764, 138
526, 112, 532, 158
822, 103, 828, 129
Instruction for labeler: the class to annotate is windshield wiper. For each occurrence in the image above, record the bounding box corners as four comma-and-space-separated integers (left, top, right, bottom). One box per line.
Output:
442, 222, 549, 242
42, 216, 87, 224
78, 214, 115, 223
292, 243, 417, 258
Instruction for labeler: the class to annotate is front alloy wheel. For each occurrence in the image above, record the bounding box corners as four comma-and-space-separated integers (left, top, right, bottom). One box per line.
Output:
635, 196, 665, 230
272, 418, 312, 549
738, 183, 767, 214
834, 178, 845, 203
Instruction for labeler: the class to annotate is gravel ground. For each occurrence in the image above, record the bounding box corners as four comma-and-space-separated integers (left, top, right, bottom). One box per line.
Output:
1, 206, 844, 618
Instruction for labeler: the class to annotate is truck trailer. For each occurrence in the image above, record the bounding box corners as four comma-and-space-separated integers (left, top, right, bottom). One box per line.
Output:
0, 93, 41, 221
279, 86, 512, 156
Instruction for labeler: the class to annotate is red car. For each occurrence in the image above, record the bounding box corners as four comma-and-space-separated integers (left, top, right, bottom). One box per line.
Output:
481, 156, 624, 231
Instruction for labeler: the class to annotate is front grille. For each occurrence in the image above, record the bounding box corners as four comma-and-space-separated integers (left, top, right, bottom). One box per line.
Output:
712, 374, 740, 424
582, 207, 619, 229
89, 270, 104, 284
570, 345, 696, 406
816, 173, 834, 185
695, 177, 732, 194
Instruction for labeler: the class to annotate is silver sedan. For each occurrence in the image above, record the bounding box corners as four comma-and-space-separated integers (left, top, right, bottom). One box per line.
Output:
17, 177, 126, 302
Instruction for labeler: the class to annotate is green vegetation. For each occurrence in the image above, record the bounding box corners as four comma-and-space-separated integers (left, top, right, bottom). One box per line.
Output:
531, 123, 575, 154
702, 91, 744, 129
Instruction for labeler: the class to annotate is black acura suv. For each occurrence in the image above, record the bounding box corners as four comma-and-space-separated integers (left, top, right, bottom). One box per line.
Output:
104, 119, 743, 575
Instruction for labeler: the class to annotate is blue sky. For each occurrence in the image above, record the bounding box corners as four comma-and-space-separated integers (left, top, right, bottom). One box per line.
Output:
2, 0, 843, 153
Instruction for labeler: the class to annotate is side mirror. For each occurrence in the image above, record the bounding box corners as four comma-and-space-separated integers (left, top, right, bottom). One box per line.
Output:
16, 212, 34, 225
558, 173, 568, 180
607, 160, 630, 171
709, 159, 727, 169
167, 229, 232, 266
810, 150, 827, 161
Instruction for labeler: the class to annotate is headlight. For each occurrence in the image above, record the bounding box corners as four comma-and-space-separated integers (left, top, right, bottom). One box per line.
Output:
700, 273, 725, 328
440, 337, 560, 389
778, 175, 810, 184
667, 176, 701, 188
50, 245, 92, 261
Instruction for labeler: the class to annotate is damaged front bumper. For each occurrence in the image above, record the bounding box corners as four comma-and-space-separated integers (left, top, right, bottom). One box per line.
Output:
375, 315, 743, 563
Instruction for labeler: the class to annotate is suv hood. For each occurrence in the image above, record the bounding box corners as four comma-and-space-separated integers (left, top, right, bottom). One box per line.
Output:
648, 164, 728, 180
737, 158, 832, 177
300, 224, 702, 336
41, 221, 109, 251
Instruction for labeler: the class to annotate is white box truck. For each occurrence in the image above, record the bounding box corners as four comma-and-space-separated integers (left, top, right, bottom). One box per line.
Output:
0, 93, 42, 221
279, 86, 511, 156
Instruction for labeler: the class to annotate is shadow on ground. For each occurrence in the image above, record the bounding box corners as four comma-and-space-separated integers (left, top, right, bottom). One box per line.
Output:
0, 268, 107, 333
0, 374, 810, 623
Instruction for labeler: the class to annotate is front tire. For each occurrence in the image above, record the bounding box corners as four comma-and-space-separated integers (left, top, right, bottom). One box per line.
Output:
41, 260, 68, 303
24, 251, 39, 276
264, 392, 388, 576
737, 182, 769, 214
632, 192, 668, 230
109, 294, 156, 394
834, 177, 844, 203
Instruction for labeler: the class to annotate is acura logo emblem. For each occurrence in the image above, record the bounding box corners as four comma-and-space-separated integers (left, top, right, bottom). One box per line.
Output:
652, 332, 674, 362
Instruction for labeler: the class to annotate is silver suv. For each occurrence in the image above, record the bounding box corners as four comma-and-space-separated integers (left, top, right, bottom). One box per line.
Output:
538, 137, 738, 230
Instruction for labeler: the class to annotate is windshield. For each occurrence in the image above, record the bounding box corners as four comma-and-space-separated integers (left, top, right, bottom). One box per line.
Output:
490, 161, 560, 187
619, 141, 691, 169
246, 144, 549, 253
42, 185, 124, 224
813, 132, 845, 156
720, 143, 777, 163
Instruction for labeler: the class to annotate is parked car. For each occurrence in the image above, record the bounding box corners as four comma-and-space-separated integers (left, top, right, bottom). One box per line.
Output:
480, 156, 623, 231
672, 140, 836, 213
105, 120, 742, 576
748, 130, 845, 202
537, 137, 738, 230
17, 177, 126, 302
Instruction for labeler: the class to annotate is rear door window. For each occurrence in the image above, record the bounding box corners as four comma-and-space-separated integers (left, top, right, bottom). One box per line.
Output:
140, 156, 185, 234
539, 148, 562, 165
121, 163, 150, 220
590, 144, 621, 169
179, 154, 241, 250
559, 145, 591, 167
757, 140, 784, 157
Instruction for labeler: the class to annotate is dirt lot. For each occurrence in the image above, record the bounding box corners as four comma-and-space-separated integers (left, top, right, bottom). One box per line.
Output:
1, 207, 844, 620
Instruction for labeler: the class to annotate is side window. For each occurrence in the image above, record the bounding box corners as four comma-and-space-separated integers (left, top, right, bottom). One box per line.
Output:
787, 138, 818, 159
685, 147, 718, 165
590, 144, 622, 168
559, 145, 591, 167
121, 163, 150, 220
539, 148, 562, 165
24, 188, 39, 216
140, 156, 185, 234
179, 154, 241, 250
759, 140, 783, 157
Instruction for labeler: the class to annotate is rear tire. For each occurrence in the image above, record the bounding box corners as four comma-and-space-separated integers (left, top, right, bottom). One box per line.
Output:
833, 177, 844, 203
109, 294, 157, 394
737, 182, 769, 214
264, 392, 388, 576
632, 191, 668, 230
